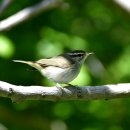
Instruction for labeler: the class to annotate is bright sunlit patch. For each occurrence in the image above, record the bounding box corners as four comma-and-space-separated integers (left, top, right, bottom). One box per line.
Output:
70, 65, 91, 86
36, 27, 89, 58
0, 35, 15, 59
51, 120, 67, 130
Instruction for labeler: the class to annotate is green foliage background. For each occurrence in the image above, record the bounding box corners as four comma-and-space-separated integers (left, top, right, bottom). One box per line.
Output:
0, 0, 130, 130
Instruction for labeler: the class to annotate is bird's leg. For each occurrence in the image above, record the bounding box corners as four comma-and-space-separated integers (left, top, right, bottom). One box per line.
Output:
56, 83, 62, 88
56, 83, 64, 94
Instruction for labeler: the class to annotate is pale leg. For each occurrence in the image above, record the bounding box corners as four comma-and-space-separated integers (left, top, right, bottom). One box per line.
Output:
56, 83, 64, 93
56, 83, 62, 88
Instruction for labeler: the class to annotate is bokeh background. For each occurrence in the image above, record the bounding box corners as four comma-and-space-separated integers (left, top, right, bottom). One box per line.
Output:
0, 0, 130, 130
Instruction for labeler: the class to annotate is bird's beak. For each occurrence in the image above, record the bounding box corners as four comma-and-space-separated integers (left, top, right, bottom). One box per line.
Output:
86, 52, 94, 56
89, 52, 94, 55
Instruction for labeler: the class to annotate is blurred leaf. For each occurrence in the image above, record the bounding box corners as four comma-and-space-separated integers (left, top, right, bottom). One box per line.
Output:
82, 128, 97, 130
108, 46, 130, 82
0, 35, 15, 59
85, 1, 114, 30
36, 27, 89, 58
108, 126, 123, 130
51, 120, 67, 130
53, 102, 73, 119
71, 65, 91, 86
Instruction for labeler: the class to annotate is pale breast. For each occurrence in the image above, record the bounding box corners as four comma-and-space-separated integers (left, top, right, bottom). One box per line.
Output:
40, 65, 81, 83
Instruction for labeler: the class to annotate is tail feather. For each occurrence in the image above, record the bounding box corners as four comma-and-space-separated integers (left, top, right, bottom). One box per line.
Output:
13, 60, 41, 70
13, 60, 32, 64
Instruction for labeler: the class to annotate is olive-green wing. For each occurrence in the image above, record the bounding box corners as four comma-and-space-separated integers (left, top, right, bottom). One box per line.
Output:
36, 56, 74, 69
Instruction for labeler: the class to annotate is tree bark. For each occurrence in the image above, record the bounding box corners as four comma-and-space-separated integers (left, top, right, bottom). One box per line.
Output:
0, 81, 130, 102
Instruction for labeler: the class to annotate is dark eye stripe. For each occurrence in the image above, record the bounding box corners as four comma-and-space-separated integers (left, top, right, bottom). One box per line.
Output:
64, 50, 86, 58
68, 53, 84, 57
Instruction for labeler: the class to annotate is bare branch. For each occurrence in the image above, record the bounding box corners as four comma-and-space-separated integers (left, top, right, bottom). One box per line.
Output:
0, 0, 64, 31
0, 80, 130, 102
0, 0, 13, 15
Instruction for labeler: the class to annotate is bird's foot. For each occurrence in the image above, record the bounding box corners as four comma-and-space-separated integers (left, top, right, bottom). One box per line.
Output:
66, 83, 77, 87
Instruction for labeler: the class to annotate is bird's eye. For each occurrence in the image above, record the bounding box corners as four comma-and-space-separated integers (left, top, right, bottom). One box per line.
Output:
77, 53, 84, 57
72, 53, 84, 58
69, 53, 84, 58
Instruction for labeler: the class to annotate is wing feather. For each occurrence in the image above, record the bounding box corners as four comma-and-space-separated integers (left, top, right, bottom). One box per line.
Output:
36, 56, 75, 68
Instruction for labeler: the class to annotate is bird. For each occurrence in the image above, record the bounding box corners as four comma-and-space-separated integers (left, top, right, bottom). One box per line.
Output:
13, 50, 93, 87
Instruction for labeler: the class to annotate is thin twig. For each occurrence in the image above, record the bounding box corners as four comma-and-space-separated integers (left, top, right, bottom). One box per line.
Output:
114, 0, 130, 12
0, 0, 13, 15
0, 0, 63, 31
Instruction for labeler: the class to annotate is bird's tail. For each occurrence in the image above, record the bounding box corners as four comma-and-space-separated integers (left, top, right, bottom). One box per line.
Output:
13, 60, 42, 70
